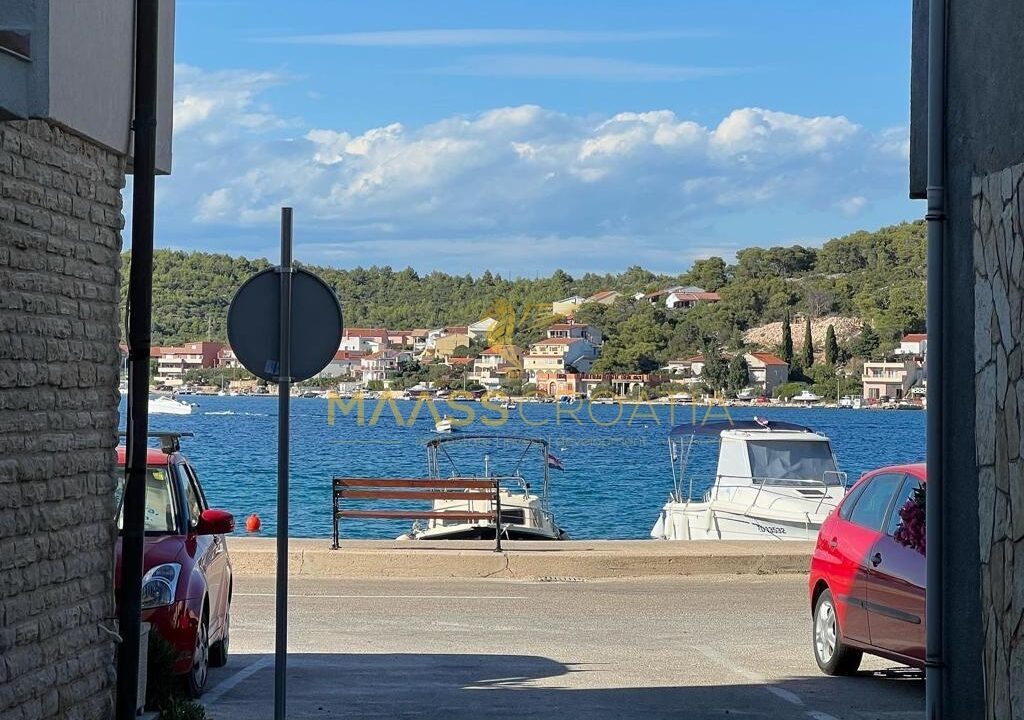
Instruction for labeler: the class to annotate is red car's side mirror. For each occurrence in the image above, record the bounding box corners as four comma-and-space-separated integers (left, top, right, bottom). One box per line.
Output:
196, 508, 235, 536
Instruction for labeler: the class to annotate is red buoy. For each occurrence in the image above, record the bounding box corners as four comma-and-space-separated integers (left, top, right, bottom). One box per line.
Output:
245, 513, 262, 533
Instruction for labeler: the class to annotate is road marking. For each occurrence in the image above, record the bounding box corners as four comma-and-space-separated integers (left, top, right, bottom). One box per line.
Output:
236, 593, 528, 600
692, 646, 839, 720
203, 655, 273, 706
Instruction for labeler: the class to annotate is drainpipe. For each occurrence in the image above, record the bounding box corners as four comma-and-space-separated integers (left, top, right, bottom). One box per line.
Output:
924, 0, 947, 717
116, 2, 159, 718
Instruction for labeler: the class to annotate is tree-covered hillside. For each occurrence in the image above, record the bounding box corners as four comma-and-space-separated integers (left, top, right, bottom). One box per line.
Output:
129, 220, 926, 364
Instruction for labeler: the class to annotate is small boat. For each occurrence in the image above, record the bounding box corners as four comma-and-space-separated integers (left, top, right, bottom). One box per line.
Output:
500, 399, 517, 410
851, 396, 865, 409
838, 395, 854, 408
435, 416, 454, 433
651, 418, 848, 541
735, 388, 757, 401
149, 394, 194, 415
399, 434, 567, 541
792, 389, 824, 404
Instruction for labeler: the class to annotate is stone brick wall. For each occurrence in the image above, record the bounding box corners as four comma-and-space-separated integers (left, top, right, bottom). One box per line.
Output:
0, 119, 124, 719
973, 162, 1024, 720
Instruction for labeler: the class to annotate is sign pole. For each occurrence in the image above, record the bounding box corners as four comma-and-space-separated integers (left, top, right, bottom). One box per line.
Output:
274, 207, 293, 720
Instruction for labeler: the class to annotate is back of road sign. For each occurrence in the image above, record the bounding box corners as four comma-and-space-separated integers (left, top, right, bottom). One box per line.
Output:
227, 268, 343, 382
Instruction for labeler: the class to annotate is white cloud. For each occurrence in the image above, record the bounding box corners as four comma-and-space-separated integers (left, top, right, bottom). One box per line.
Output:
150, 65, 911, 273
838, 195, 868, 215
425, 54, 744, 82
260, 29, 715, 47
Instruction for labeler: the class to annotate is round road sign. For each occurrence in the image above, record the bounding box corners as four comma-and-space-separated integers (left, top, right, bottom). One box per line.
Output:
227, 267, 343, 382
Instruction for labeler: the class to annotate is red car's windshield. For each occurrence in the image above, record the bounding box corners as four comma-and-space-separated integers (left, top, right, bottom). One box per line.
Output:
115, 466, 178, 533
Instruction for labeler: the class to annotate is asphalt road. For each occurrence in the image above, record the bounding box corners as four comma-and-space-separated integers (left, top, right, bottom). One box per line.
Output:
203, 575, 923, 719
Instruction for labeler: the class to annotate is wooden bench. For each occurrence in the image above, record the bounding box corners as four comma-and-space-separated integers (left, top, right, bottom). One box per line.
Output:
332, 477, 504, 551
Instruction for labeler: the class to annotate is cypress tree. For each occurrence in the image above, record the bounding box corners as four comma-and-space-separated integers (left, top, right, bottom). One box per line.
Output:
802, 315, 814, 367
825, 324, 839, 365
780, 309, 794, 366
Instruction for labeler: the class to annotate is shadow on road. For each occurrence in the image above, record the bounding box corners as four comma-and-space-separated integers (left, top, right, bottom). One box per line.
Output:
204, 652, 923, 719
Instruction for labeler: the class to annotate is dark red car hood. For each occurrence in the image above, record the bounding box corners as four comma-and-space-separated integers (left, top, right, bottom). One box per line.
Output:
113, 534, 186, 590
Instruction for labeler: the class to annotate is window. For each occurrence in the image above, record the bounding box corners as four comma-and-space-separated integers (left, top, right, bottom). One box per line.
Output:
746, 440, 839, 485
838, 479, 869, 520
886, 475, 923, 536
180, 464, 205, 527
847, 473, 904, 530
116, 467, 178, 533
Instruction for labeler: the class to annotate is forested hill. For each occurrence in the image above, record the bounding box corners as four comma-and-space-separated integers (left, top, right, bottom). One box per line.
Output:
129, 220, 926, 355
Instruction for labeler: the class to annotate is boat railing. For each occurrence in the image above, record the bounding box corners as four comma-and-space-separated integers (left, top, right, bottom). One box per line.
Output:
428, 474, 557, 534
679, 473, 846, 515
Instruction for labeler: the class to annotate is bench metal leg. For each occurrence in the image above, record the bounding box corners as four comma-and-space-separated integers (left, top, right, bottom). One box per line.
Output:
494, 483, 503, 553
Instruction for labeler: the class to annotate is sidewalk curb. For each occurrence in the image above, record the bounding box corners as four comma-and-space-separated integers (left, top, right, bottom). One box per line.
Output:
225, 538, 814, 579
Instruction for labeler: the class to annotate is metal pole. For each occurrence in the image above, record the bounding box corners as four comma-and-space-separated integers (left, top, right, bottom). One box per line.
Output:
274, 207, 293, 720
924, 0, 947, 717
116, 2, 158, 718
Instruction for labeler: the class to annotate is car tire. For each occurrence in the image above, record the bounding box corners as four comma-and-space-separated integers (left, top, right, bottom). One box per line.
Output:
813, 588, 862, 676
210, 610, 229, 668
185, 611, 210, 698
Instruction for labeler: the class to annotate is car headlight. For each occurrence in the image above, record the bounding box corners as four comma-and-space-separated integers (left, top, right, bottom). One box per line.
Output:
141, 563, 181, 609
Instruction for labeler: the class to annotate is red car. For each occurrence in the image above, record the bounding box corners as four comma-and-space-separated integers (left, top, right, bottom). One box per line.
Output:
115, 434, 235, 697
808, 463, 926, 675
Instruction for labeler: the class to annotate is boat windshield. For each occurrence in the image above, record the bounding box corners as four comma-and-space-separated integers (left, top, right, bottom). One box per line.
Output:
746, 439, 839, 485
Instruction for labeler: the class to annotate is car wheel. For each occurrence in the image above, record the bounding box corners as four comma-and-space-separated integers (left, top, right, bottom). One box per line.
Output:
210, 609, 229, 668
813, 588, 862, 676
185, 612, 210, 698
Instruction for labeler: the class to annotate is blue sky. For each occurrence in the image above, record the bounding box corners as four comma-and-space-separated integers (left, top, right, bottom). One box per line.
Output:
131, 0, 918, 276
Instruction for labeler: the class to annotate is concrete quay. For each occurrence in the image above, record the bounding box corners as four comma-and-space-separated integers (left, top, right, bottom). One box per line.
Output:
226, 537, 816, 579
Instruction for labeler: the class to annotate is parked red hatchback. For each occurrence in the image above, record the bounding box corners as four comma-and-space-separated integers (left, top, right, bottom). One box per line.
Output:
114, 434, 235, 697
808, 463, 926, 675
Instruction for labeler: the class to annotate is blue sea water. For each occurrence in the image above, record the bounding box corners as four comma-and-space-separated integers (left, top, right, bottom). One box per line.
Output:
124, 396, 926, 539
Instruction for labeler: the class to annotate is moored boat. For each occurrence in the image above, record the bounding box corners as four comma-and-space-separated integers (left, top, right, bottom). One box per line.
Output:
399, 434, 567, 541
651, 418, 848, 541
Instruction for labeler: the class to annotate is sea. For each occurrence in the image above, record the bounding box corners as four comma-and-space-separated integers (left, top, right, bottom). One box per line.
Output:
123, 395, 927, 540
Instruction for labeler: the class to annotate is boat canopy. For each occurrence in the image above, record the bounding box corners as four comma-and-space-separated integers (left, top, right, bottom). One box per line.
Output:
668, 419, 813, 438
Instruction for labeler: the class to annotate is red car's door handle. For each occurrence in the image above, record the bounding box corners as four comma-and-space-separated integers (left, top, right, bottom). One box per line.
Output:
871, 552, 882, 567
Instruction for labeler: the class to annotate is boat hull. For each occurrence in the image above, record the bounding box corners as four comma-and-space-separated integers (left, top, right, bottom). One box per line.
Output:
651, 501, 828, 541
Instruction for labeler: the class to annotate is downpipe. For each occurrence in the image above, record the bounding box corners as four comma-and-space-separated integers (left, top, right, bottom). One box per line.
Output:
924, 0, 947, 717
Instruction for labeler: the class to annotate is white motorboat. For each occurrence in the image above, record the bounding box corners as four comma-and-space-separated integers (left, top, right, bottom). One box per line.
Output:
735, 388, 757, 401
651, 418, 848, 541
399, 435, 567, 541
838, 395, 854, 408
792, 389, 824, 404
149, 394, 194, 415
435, 415, 454, 433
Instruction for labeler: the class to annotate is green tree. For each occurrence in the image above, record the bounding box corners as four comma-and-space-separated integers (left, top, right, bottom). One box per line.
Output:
686, 257, 728, 291
780, 309, 794, 366
726, 354, 750, 396
801, 315, 814, 368
850, 323, 880, 359
825, 324, 839, 365
699, 341, 729, 396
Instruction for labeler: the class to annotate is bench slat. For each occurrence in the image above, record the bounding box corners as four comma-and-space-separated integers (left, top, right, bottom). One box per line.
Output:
336, 510, 495, 521
334, 477, 496, 489
339, 490, 495, 501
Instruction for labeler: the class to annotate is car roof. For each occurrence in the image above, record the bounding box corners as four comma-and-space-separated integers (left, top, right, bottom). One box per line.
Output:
864, 462, 927, 480
115, 445, 173, 466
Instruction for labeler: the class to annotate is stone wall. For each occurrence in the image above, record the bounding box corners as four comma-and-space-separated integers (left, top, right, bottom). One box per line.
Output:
974, 162, 1024, 720
0, 119, 124, 719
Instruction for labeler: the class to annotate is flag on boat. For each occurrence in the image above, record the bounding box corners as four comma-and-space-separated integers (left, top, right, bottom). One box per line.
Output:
546, 452, 564, 471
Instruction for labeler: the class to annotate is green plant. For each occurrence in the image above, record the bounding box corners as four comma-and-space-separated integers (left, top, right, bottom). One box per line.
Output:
144, 633, 209, 719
